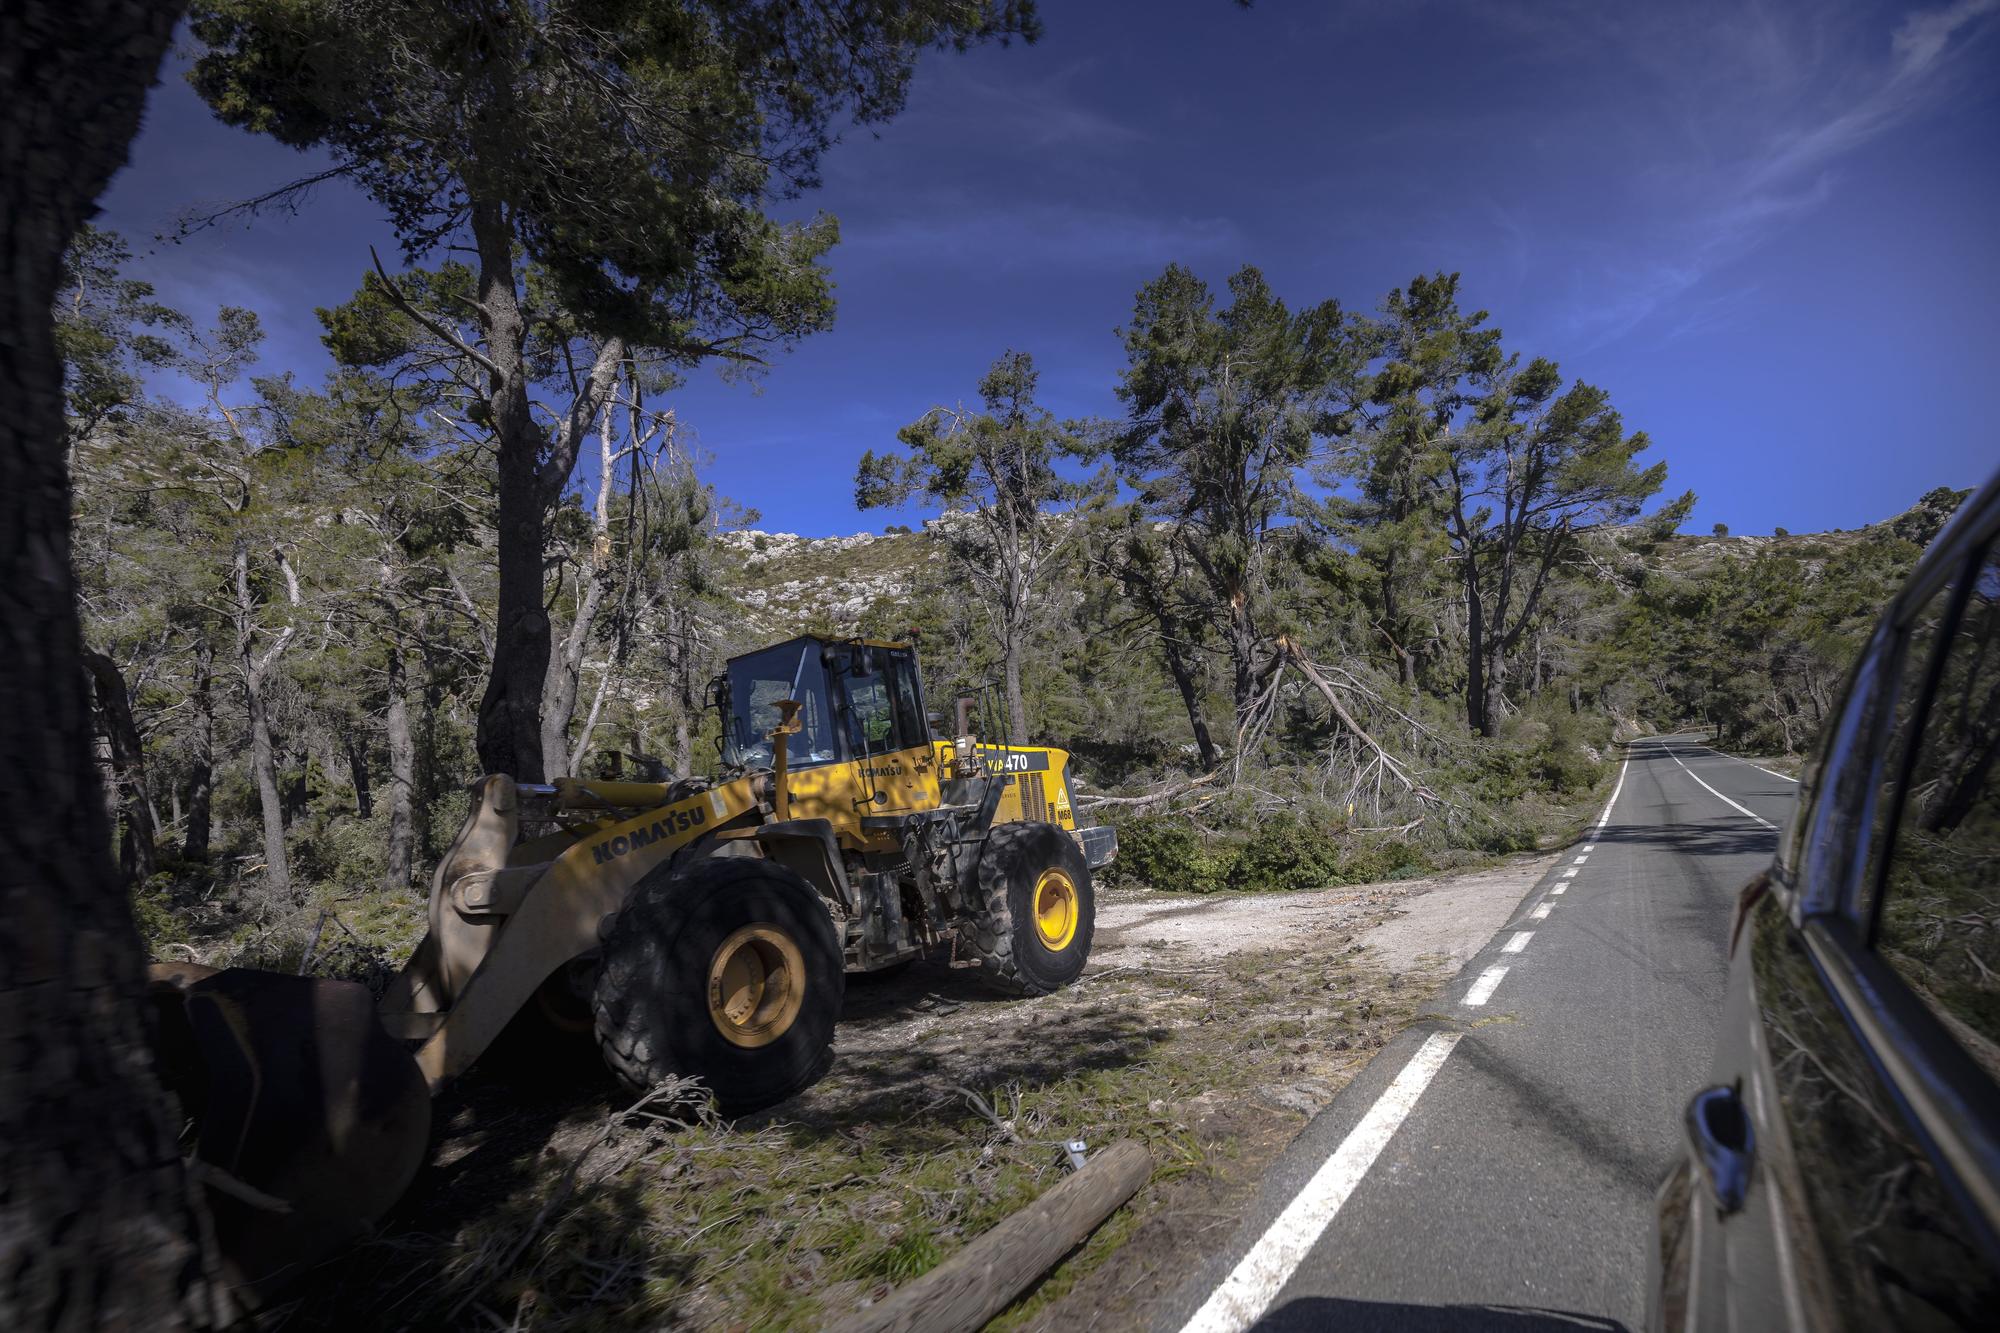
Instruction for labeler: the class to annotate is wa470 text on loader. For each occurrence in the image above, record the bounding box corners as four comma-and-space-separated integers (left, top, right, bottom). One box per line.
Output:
147, 634, 1116, 1301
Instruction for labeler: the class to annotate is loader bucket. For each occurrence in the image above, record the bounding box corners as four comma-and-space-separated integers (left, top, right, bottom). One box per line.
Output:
148, 963, 432, 1303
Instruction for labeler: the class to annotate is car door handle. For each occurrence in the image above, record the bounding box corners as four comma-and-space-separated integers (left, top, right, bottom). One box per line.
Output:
1685, 1084, 1756, 1214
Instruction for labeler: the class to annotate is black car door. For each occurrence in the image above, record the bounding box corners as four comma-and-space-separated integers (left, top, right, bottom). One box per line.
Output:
1723, 530, 2000, 1329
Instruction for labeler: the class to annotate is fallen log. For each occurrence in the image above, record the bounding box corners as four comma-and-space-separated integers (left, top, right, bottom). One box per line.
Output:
1073, 768, 1221, 811
828, 1139, 1153, 1333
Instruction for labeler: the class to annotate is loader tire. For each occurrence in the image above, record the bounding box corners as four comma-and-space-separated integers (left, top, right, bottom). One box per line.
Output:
592, 856, 843, 1115
965, 821, 1095, 996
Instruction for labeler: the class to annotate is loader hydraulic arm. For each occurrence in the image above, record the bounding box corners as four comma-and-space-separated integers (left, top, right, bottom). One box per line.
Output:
398, 775, 760, 1091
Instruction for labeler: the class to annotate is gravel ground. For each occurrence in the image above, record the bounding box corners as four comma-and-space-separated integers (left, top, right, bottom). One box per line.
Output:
1092, 852, 1557, 973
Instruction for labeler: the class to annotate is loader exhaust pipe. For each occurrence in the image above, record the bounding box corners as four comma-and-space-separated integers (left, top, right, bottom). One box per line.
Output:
770, 697, 803, 821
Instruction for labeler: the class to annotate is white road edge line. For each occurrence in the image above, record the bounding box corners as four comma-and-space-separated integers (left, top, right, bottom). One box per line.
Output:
1561, 867, 1578, 878
1688, 741, 1798, 784
1178, 1032, 1463, 1333
1584, 843, 1597, 852
1550, 884, 1566, 895
1503, 931, 1534, 953
1463, 965, 1509, 1006
1530, 902, 1552, 920
1661, 746, 1777, 829
1596, 757, 1629, 831
1573, 854, 1588, 864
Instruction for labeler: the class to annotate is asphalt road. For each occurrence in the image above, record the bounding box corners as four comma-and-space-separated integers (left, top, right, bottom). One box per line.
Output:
1159, 736, 1800, 1333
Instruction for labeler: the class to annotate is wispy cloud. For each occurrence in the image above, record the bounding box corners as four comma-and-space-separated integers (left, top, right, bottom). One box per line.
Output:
1557, 0, 1997, 346
1748, 0, 1998, 187
840, 198, 1242, 272
915, 62, 1147, 151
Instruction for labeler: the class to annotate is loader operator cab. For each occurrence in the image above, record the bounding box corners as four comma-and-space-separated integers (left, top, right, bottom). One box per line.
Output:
717, 636, 931, 770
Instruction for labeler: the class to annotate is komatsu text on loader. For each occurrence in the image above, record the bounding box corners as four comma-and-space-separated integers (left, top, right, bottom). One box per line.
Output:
147, 635, 1116, 1299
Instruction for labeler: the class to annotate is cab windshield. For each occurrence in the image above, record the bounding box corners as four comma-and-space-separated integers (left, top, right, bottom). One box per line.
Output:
721, 640, 838, 768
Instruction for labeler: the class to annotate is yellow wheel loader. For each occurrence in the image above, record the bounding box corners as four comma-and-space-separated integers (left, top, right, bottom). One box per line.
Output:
146, 634, 1116, 1301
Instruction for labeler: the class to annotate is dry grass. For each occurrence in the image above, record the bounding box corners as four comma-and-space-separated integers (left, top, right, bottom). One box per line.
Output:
268, 885, 1446, 1332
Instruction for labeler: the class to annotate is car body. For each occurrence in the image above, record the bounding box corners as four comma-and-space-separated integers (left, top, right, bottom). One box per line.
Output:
1650, 475, 2000, 1330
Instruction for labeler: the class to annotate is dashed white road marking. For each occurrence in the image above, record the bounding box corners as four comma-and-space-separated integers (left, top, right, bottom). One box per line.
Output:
1463, 965, 1509, 1006
1179, 1033, 1464, 1333
1184, 750, 1644, 1332
1659, 746, 1777, 829
1573, 854, 1589, 864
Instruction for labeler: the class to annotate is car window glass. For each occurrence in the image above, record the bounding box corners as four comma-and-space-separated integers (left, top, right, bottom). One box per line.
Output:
1751, 900, 1999, 1327
1875, 542, 2000, 1069
1850, 574, 1963, 922
1796, 631, 1890, 912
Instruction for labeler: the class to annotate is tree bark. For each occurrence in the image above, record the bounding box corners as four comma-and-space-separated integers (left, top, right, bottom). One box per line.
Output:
827, 1140, 1151, 1333
83, 650, 157, 886
470, 194, 551, 784
383, 641, 415, 894
1225, 588, 1259, 727
1158, 625, 1219, 771
542, 568, 610, 777
345, 736, 373, 818
0, 2, 220, 1328
234, 543, 291, 901
1001, 631, 1029, 746
1465, 571, 1490, 737
183, 636, 214, 863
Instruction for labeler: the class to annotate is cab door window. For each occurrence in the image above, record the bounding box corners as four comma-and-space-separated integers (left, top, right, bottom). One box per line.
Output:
842, 668, 899, 756
827, 645, 910, 759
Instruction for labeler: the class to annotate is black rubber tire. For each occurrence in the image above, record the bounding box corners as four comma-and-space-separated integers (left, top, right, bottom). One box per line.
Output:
964, 821, 1095, 995
592, 856, 843, 1115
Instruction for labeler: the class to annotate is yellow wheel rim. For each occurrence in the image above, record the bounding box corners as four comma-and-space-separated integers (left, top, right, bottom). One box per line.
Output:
706, 924, 806, 1049
1032, 869, 1079, 951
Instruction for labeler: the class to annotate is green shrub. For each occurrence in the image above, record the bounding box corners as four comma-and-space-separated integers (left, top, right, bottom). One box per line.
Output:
1338, 839, 1434, 883
1103, 815, 1235, 893
1228, 812, 1342, 892
131, 879, 186, 950
1460, 806, 1541, 854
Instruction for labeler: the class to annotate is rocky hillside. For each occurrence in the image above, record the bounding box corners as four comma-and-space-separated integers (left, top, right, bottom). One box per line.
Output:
716, 525, 934, 639
719, 488, 1973, 639
1638, 485, 1969, 578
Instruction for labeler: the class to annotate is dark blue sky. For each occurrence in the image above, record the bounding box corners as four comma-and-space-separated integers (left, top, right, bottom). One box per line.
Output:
101, 0, 1999, 537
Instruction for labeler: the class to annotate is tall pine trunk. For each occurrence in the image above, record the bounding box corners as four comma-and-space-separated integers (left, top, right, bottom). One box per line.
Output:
83, 650, 157, 885
0, 1, 219, 1326
235, 543, 291, 900
1159, 625, 1219, 771
1226, 592, 1259, 727
1465, 572, 1491, 737
470, 195, 552, 784
183, 635, 214, 862
1001, 630, 1029, 746
345, 737, 372, 818
383, 641, 414, 894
